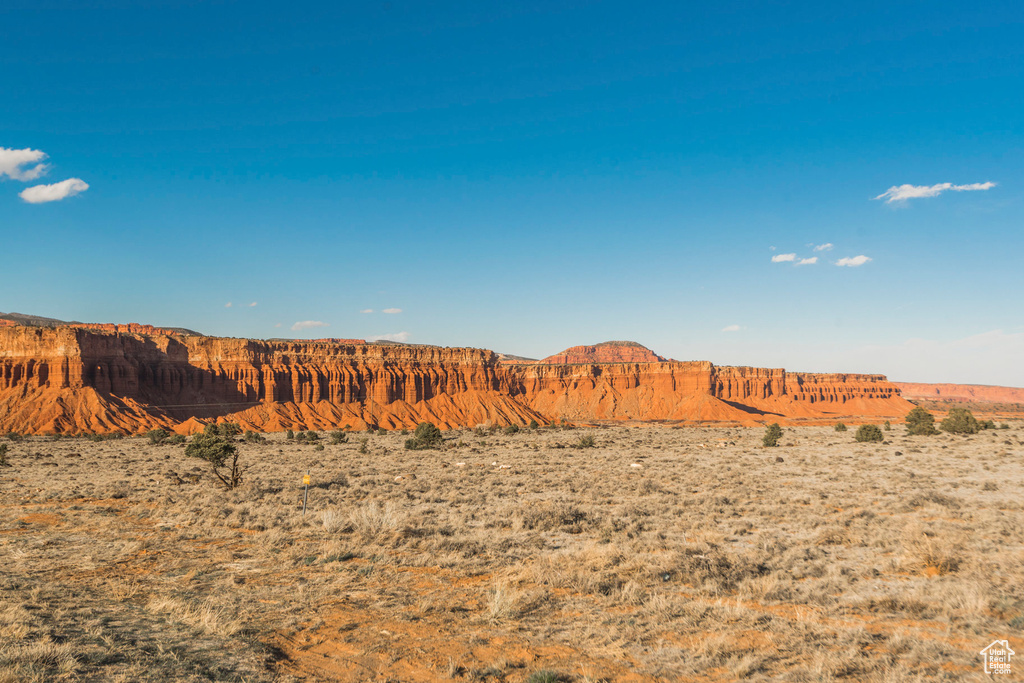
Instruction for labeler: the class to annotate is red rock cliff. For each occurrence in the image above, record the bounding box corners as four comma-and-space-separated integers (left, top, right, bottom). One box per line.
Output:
0, 326, 912, 434
893, 382, 1024, 404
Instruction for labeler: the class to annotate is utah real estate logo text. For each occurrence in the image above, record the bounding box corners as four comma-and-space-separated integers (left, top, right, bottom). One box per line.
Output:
980, 640, 1014, 675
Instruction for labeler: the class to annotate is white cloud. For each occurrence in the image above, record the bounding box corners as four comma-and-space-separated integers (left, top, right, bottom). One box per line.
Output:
873, 181, 996, 204
836, 255, 871, 267
0, 147, 50, 181
224, 302, 233, 308
360, 309, 374, 314
248, 302, 257, 307
368, 331, 410, 343
813, 243, 833, 252
797, 257, 818, 265
291, 320, 329, 331
771, 253, 796, 263
382, 308, 402, 314
721, 324, 741, 333
19, 177, 89, 203
274, 323, 282, 328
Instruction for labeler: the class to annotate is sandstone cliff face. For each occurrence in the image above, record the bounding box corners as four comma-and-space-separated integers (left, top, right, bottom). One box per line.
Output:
893, 382, 1024, 404
512, 361, 911, 423
0, 326, 913, 434
539, 341, 666, 365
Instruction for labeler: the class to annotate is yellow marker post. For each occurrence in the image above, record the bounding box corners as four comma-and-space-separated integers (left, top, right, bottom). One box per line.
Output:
302, 470, 311, 517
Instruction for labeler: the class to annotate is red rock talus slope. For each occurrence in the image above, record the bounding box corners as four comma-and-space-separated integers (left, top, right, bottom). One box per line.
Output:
538, 341, 666, 364
894, 382, 1024, 404
0, 326, 913, 434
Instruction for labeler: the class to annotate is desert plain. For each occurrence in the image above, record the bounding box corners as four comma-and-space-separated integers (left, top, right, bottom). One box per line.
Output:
2, 420, 1022, 682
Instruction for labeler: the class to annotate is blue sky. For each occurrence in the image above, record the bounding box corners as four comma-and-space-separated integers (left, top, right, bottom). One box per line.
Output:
2, 1, 1022, 384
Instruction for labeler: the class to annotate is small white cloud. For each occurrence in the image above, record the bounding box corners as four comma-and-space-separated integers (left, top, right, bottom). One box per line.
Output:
0, 147, 50, 181
19, 177, 89, 203
248, 302, 257, 307
813, 243, 833, 252
769, 246, 777, 251
368, 331, 410, 343
771, 253, 796, 263
360, 309, 374, 314
382, 308, 402, 314
274, 323, 282, 328
224, 302, 233, 308
721, 324, 741, 333
836, 255, 872, 267
797, 257, 818, 265
291, 320, 329, 331
873, 181, 995, 203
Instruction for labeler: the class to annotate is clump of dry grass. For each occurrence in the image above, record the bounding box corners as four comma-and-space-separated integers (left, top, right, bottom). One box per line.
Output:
901, 524, 965, 575
485, 580, 524, 621
0, 639, 77, 680
348, 500, 405, 542
145, 596, 245, 636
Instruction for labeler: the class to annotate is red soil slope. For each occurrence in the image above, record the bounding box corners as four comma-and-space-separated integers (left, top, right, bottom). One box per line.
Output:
0, 326, 913, 434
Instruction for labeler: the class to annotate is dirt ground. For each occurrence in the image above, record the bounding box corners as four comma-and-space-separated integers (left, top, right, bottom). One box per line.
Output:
1, 420, 1022, 682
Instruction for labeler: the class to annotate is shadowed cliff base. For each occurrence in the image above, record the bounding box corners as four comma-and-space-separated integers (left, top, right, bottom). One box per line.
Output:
0, 325, 919, 434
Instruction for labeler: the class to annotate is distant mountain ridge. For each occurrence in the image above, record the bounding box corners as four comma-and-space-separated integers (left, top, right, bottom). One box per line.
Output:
539, 341, 667, 364
894, 382, 1024, 404
0, 312, 203, 337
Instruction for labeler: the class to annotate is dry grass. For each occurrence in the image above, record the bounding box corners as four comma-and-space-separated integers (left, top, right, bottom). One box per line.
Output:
1, 421, 1023, 680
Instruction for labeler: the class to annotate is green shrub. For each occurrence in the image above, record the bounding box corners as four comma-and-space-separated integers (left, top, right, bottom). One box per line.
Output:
574, 434, 596, 449
503, 424, 520, 435
5, 432, 23, 442
762, 423, 783, 447
405, 422, 443, 450
286, 429, 295, 440
940, 407, 979, 434
304, 430, 320, 442
884, 420, 891, 431
0, 443, 9, 467
855, 424, 884, 442
146, 428, 170, 445
243, 430, 264, 444
528, 419, 539, 430
905, 407, 938, 436
834, 422, 847, 432
329, 429, 348, 444
186, 432, 244, 489
979, 419, 996, 430
167, 434, 186, 445
89, 432, 124, 442
219, 422, 242, 437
